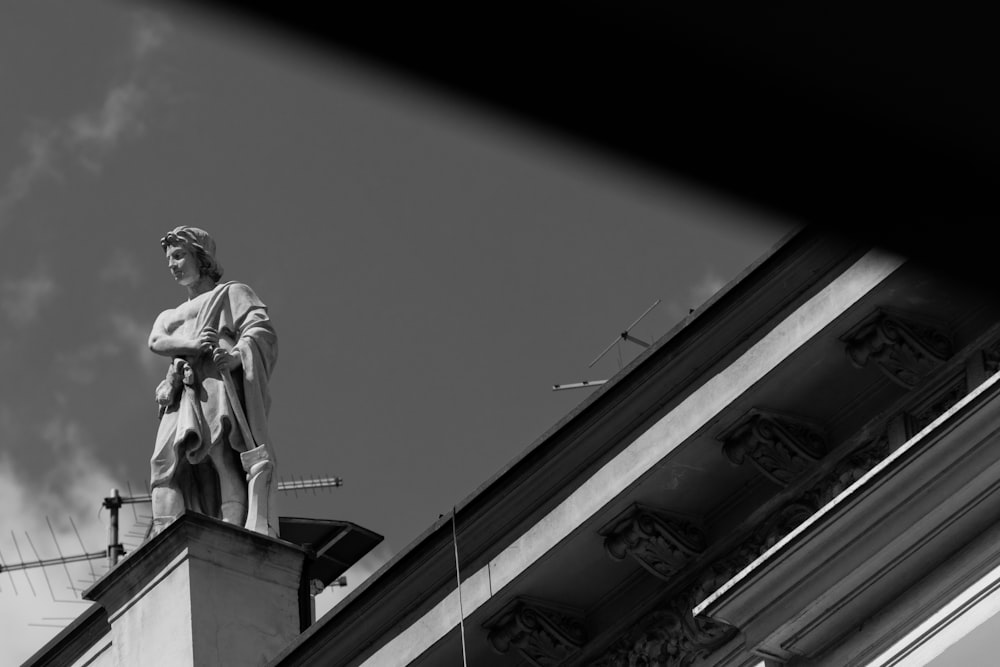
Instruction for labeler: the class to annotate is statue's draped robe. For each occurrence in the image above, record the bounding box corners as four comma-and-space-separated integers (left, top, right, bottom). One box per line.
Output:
151, 282, 278, 518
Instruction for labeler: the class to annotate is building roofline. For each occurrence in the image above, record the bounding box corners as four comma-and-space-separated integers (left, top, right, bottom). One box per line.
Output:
274, 224, 867, 665
21, 603, 109, 667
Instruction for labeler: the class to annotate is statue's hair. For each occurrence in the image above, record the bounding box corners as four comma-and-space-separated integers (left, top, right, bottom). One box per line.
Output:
160, 228, 224, 282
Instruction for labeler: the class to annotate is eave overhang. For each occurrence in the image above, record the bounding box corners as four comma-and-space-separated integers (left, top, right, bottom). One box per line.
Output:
272, 229, 887, 666
694, 369, 1000, 663
21, 604, 109, 667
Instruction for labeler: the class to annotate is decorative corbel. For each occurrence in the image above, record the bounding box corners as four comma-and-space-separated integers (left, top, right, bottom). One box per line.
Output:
591, 595, 736, 667
842, 309, 952, 388
719, 409, 827, 486
601, 505, 706, 582
981, 339, 1000, 377
485, 598, 587, 667
904, 376, 967, 437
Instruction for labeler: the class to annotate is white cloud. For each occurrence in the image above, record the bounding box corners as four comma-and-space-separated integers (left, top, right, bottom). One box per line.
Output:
69, 83, 147, 163
56, 341, 122, 385
55, 312, 160, 385
71, 12, 172, 159
690, 269, 727, 307
99, 249, 143, 288
0, 129, 58, 227
0, 10, 172, 225
0, 265, 57, 326
0, 416, 145, 665
110, 312, 161, 378
660, 268, 730, 326
131, 11, 173, 60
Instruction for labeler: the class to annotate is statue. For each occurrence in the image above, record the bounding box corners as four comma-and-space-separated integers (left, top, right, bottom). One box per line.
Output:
147, 227, 279, 537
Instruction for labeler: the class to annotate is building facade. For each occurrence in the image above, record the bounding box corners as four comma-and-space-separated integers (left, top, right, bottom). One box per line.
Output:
28, 228, 1000, 666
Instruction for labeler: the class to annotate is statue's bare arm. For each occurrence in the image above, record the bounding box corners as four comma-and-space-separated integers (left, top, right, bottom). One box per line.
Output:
148, 309, 212, 358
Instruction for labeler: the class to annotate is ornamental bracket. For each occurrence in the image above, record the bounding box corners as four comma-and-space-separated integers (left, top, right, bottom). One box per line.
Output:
718, 409, 827, 487
484, 597, 587, 667
600, 504, 706, 582
842, 308, 952, 389
591, 595, 736, 667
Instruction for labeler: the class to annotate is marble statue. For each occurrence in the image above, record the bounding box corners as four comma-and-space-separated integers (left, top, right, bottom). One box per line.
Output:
147, 227, 279, 537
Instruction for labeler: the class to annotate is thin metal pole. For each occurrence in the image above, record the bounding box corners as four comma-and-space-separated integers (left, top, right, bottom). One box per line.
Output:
11, 531, 36, 596
105, 489, 124, 569
451, 509, 468, 667
69, 515, 99, 581
588, 299, 661, 368
0, 550, 106, 573
46, 516, 78, 597
552, 380, 608, 391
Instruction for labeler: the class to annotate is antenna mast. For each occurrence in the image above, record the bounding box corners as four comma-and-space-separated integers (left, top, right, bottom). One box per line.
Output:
0, 475, 346, 578
553, 299, 661, 391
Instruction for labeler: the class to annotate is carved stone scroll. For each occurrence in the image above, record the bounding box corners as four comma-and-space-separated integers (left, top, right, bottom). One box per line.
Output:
842, 310, 952, 388
904, 376, 967, 437
601, 505, 706, 582
591, 596, 736, 667
719, 410, 826, 486
813, 434, 890, 507
592, 423, 901, 667
984, 342, 1000, 376
485, 598, 587, 667
597, 434, 892, 664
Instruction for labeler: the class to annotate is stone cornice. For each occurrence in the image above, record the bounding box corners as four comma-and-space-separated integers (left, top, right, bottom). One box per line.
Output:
271, 233, 872, 667
587, 419, 895, 666
587, 419, 896, 666
692, 368, 1000, 661
590, 330, 1000, 666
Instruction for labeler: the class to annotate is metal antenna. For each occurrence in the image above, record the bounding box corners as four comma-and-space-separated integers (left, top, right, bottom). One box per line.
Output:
69, 516, 99, 583
0, 546, 106, 576
112, 475, 344, 506
588, 299, 661, 368
105, 489, 125, 569
277, 475, 344, 493
23, 532, 56, 601
551, 380, 608, 391
10, 531, 37, 596
46, 517, 79, 598
553, 299, 661, 392
1, 475, 346, 592
0, 543, 17, 595
126, 481, 140, 523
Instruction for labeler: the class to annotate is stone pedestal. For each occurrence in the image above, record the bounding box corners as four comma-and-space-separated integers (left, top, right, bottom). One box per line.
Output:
84, 511, 308, 667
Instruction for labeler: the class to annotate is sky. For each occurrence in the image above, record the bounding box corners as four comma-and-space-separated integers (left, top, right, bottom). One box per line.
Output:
0, 1, 792, 662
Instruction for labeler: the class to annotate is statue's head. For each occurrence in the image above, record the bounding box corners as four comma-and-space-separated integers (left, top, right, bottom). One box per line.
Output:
160, 226, 224, 284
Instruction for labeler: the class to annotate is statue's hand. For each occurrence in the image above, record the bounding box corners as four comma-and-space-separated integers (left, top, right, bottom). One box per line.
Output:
198, 326, 220, 354
212, 348, 241, 372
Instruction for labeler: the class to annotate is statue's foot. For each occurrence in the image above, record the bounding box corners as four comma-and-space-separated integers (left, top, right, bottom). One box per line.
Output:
149, 516, 175, 538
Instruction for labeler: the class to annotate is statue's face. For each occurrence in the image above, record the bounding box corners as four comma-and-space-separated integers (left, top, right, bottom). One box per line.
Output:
165, 244, 201, 287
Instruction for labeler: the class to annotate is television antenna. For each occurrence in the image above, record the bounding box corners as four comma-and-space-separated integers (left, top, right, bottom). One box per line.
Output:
552, 299, 660, 391
0, 474, 345, 590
